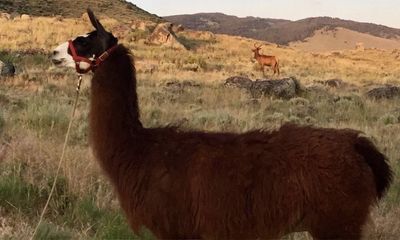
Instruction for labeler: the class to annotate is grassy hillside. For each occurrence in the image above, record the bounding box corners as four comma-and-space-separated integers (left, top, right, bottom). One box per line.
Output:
291, 27, 400, 52
165, 13, 400, 45
0, 15, 399, 239
0, 0, 161, 22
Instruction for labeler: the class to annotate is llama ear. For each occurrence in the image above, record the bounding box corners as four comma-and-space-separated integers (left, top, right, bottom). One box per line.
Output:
87, 8, 107, 35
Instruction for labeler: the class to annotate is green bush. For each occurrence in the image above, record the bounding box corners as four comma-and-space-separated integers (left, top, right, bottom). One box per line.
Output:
0, 171, 45, 215
35, 222, 72, 240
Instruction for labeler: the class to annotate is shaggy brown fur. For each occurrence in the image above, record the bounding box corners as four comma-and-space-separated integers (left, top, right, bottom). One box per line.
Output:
89, 45, 392, 239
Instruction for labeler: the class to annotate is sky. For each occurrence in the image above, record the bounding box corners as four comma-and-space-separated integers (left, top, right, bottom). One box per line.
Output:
130, 0, 400, 28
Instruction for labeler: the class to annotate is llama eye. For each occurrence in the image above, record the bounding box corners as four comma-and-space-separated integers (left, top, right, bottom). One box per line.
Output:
75, 38, 89, 46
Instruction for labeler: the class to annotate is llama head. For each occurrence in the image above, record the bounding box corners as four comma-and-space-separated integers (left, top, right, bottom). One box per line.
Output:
51, 9, 118, 71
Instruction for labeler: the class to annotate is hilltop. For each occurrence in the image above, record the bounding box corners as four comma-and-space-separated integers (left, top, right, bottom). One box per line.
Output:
0, 0, 162, 22
165, 13, 400, 46
290, 27, 400, 52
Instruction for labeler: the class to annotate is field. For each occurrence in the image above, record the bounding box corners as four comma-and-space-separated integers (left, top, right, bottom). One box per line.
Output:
0, 16, 399, 239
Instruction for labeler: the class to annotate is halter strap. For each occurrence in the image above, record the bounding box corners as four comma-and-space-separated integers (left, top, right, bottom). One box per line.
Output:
68, 40, 118, 74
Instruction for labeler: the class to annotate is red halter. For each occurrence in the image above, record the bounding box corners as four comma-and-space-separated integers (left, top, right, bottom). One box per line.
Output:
68, 40, 118, 74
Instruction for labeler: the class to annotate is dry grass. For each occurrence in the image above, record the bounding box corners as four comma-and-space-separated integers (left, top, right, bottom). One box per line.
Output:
0, 17, 119, 51
290, 27, 400, 52
1, 16, 400, 85
0, 16, 399, 239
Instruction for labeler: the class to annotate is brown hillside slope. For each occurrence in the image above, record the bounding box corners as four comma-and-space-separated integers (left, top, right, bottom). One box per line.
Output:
0, 0, 161, 22
290, 27, 400, 52
165, 13, 400, 46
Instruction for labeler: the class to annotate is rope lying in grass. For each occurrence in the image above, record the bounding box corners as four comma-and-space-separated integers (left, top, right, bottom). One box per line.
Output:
30, 75, 83, 240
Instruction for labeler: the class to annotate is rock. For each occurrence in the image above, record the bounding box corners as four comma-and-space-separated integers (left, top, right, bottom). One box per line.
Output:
0, 12, 11, 20
224, 76, 301, 99
0, 60, 15, 77
20, 14, 31, 20
224, 76, 253, 89
252, 77, 301, 99
148, 23, 187, 50
366, 85, 400, 100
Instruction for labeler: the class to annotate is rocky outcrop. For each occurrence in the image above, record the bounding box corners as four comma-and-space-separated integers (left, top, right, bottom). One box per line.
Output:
148, 23, 187, 50
20, 14, 31, 20
366, 85, 400, 99
0, 60, 16, 77
224, 76, 253, 89
225, 76, 301, 99
0, 12, 11, 20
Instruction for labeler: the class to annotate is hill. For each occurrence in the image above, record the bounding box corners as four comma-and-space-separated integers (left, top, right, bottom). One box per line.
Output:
165, 13, 400, 46
290, 27, 400, 52
0, 0, 161, 22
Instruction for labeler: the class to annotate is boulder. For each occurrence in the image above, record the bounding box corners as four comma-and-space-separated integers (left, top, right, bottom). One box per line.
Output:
20, 14, 31, 20
224, 76, 253, 89
0, 12, 11, 20
148, 23, 187, 50
225, 76, 301, 99
366, 85, 400, 100
252, 78, 301, 99
0, 60, 16, 77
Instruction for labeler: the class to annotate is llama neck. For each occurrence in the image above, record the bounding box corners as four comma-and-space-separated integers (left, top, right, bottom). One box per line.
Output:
89, 45, 142, 167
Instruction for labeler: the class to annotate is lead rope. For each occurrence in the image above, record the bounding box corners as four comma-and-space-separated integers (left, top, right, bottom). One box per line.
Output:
30, 74, 83, 240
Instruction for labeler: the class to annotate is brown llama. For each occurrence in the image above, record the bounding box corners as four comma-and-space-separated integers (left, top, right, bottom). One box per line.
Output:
252, 43, 280, 76
52, 9, 392, 240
